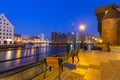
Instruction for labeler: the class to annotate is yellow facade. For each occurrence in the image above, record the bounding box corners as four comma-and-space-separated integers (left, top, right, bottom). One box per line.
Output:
102, 18, 120, 45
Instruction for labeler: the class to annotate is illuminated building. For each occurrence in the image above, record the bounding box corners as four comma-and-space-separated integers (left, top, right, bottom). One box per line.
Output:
39, 34, 45, 42
14, 34, 22, 44
95, 4, 120, 45
0, 13, 14, 44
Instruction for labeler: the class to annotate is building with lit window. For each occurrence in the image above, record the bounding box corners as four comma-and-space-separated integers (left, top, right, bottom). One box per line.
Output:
39, 34, 45, 42
95, 4, 120, 45
0, 13, 14, 44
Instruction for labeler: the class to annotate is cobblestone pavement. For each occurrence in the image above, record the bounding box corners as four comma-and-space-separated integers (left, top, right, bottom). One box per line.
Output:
33, 49, 120, 80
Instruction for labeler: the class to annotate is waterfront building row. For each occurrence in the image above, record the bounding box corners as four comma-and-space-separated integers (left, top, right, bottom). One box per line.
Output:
0, 13, 14, 44
51, 32, 102, 44
0, 13, 49, 45
0, 13, 101, 45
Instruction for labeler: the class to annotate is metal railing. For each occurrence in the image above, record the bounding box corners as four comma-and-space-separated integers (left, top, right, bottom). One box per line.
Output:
0, 43, 70, 74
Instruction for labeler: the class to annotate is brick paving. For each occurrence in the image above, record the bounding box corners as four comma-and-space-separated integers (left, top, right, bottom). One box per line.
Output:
32, 49, 120, 80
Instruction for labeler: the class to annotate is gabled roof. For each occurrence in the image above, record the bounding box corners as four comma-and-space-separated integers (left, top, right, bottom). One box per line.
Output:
103, 7, 120, 19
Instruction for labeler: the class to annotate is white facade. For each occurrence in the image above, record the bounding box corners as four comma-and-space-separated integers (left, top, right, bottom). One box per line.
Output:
0, 13, 14, 44
39, 34, 45, 41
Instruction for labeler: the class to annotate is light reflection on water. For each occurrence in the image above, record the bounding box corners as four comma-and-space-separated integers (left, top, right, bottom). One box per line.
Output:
31, 47, 34, 55
15, 48, 21, 65
0, 46, 51, 72
30, 47, 35, 61
0, 45, 84, 72
6, 51, 13, 60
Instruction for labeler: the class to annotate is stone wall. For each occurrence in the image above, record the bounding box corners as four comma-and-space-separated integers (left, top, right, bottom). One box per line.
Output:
0, 62, 45, 80
102, 18, 119, 45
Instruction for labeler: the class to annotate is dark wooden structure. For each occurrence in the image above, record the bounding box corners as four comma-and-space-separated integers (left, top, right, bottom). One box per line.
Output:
69, 49, 79, 63
44, 57, 63, 80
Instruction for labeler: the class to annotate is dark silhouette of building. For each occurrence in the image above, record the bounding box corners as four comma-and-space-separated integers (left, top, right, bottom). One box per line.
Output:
95, 4, 120, 45
51, 32, 67, 43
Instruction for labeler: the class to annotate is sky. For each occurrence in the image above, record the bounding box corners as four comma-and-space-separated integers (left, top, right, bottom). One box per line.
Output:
0, 0, 120, 39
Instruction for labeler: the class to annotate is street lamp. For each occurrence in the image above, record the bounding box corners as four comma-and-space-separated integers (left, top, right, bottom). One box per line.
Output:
79, 24, 85, 32
79, 24, 85, 42
79, 24, 85, 48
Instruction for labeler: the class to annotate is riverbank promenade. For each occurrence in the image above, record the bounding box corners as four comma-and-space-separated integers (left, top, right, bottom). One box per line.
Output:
33, 49, 120, 80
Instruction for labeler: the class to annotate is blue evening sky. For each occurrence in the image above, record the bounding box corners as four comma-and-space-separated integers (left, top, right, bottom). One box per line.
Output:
0, 0, 120, 39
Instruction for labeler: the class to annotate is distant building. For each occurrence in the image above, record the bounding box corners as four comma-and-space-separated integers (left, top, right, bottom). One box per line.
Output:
76, 32, 80, 42
95, 4, 120, 45
51, 32, 67, 43
30, 36, 40, 43
66, 32, 76, 43
51, 32, 57, 42
14, 34, 22, 44
0, 13, 14, 44
39, 34, 45, 41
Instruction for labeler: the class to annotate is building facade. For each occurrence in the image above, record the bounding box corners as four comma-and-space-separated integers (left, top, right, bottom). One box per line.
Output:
39, 34, 45, 42
95, 4, 120, 45
0, 13, 14, 44
51, 32, 67, 43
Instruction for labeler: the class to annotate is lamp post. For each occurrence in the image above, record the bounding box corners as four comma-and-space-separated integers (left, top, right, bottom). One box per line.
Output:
79, 24, 85, 48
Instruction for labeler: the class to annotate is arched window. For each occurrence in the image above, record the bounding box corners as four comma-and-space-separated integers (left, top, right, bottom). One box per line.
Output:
4, 40, 7, 44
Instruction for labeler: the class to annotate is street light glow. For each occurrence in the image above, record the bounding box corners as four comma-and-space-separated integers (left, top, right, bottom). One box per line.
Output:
79, 24, 85, 31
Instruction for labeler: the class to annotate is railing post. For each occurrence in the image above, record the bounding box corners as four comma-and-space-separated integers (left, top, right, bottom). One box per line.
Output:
56, 44, 58, 56
66, 43, 70, 60
36, 46, 39, 62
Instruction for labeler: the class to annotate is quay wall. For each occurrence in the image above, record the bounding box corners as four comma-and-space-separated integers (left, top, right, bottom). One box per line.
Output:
0, 44, 25, 49
0, 62, 45, 80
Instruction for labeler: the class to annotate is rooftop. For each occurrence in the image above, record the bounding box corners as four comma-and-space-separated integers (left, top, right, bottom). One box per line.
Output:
103, 7, 120, 19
